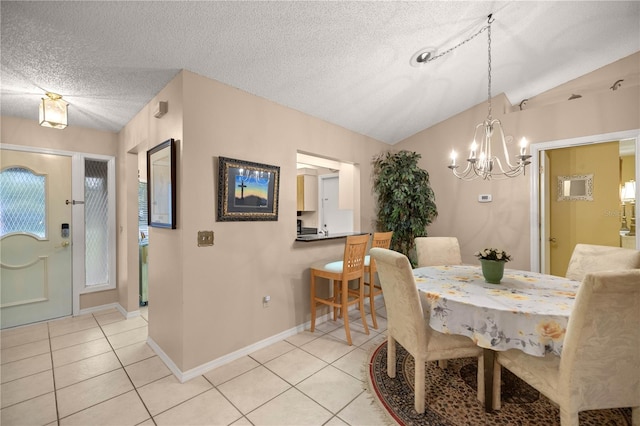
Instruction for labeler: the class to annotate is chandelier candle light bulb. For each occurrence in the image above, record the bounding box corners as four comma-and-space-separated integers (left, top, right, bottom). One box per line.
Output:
519, 138, 528, 156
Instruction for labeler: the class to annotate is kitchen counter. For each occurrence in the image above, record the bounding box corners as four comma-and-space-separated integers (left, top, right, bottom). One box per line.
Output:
295, 232, 369, 242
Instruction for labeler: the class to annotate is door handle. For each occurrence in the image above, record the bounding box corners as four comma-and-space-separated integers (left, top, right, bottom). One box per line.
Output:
61, 241, 70, 247
66, 200, 84, 205
548, 237, 557, 243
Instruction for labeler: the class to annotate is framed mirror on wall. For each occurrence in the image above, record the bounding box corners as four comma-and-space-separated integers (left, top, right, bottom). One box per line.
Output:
147, 138, 176, 229
556, 174, 593, 201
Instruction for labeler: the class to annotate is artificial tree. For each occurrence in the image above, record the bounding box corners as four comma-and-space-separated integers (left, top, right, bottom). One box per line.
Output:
371, 150, 438, 265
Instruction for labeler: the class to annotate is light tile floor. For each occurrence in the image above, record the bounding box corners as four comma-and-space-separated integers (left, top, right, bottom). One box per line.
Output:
1, 301, 390, 426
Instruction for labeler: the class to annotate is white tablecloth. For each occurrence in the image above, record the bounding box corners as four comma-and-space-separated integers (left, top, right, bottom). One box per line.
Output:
413, 265, 580, 357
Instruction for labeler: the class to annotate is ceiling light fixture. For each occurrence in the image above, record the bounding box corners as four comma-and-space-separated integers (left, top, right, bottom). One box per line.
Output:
410, 47, 437, 67
446, 14, 531, 180
39, 92, 68, 129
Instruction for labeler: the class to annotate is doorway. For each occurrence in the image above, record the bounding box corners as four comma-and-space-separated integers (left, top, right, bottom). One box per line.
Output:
547, 142, 621, 276
1, 145, 116, 328
1, 149, 73, 328
531, 130, 639, 274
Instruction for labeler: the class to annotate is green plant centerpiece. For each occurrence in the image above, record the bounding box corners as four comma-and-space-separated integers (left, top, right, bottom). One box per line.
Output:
372, 150, 438, 266
475, 248, 512, 284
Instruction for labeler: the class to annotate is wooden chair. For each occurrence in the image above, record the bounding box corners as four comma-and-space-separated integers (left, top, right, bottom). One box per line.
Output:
309, 234, 370, 345
492, 269, 640, 424
363, 231, 393, 329
415, 237, 463, 267
370, 247, 484, 414
565, 243, 640, 282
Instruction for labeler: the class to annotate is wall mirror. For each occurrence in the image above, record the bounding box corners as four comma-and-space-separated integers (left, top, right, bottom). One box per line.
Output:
557, 174, 593, 201
147, 138, 176, 228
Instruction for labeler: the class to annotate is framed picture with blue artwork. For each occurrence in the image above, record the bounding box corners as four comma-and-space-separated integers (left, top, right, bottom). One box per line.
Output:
217, 156, 280, 221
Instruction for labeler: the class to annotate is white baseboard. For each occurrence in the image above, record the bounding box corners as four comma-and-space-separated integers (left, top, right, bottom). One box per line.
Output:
147, 313, 332, 383
78, 302, 140, 319
145, 294, 385, 383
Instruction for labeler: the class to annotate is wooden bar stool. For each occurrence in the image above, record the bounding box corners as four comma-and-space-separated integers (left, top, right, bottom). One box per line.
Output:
309, 234, 370, 345
363, 231, 393, 329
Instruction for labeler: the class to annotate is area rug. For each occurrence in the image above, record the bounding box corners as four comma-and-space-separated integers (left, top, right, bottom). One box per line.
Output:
367, 341, 633, 426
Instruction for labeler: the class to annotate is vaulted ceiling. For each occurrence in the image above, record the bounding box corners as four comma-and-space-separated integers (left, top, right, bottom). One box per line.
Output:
2, 1, 639, 144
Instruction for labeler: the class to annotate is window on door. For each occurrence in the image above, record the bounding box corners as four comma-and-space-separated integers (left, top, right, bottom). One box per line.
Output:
0, 167, 46, 238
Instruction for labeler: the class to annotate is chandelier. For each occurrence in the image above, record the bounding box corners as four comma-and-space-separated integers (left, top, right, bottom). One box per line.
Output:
445, 15, 531, 180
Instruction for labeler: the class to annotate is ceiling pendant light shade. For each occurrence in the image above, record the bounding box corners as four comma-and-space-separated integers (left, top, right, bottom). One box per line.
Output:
447, 15, 531, 180
39, 92, 68, 129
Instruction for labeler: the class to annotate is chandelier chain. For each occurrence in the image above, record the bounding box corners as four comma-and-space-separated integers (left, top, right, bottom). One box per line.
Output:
424, 22, 490, 63
487, 17, 492, 120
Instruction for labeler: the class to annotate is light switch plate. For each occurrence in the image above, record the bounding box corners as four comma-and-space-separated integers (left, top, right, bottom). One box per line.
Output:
198, 231, 214, 247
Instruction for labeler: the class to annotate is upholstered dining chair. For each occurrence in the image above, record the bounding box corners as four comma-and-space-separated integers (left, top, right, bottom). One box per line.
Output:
363, 231, 393, 329
565, 243, 640, 282
370, 247, 484, 414
492, 269, 640, 425
310, 234, 370, 345
415, 237, 463, 267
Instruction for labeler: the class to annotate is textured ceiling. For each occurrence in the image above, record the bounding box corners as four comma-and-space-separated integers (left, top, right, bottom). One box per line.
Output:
1, 1, 639, 144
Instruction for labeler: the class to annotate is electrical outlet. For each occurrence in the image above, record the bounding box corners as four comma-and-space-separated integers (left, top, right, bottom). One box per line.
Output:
197, 231, 214, 247
263, 295, 271, 308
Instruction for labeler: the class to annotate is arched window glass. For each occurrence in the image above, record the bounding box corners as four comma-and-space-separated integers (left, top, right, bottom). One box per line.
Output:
0, 167, 46, 238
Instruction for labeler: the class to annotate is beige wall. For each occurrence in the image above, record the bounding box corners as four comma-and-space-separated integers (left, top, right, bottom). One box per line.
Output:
396, 52, 640, 270
0, 116, 120, 310
118, 73, 186, 366
119, 70, 387, 371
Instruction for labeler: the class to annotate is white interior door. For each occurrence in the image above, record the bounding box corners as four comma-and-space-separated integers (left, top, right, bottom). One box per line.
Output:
320, 174, 353, 234
1, 149, 72, 328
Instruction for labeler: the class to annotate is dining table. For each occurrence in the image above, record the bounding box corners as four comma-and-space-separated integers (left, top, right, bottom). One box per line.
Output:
412, 264, 581, 412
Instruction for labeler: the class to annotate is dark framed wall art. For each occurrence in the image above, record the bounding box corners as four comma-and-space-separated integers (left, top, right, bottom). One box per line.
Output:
217, 156, 280, 221
147, 138, 177, 229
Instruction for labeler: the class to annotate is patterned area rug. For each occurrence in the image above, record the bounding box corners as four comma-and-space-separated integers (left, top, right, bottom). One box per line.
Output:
367, 341, 632, 426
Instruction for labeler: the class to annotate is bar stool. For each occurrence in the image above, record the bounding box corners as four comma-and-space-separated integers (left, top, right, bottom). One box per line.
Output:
309, 234, 370, 345
363, 231, 393, 329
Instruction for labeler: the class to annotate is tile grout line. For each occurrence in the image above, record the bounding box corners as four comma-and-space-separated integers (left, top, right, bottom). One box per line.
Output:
50, 312, 156, 424
46, 321, 62, 426
93, 311, 158, 426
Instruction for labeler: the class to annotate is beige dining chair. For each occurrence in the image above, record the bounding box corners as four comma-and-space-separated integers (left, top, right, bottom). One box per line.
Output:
310, 234, 370, 345
565, 243, 640, 282
370, 247, 484, 414
415, 237, 463, 267
492, 269, 640, 425
363, 231, 393, 329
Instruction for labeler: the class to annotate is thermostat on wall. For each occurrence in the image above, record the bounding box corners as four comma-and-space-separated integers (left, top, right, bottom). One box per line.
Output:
478, 194, 492, 203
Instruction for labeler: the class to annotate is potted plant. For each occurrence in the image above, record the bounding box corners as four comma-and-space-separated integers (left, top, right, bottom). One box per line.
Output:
371, 150, 438, 266
475, 248, 512, 284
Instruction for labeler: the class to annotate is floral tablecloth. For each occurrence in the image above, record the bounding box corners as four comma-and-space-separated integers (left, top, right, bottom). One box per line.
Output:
413, 265, 580, 357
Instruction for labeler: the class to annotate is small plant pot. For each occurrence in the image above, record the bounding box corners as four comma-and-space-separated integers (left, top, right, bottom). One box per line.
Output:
480, 259, 505, 284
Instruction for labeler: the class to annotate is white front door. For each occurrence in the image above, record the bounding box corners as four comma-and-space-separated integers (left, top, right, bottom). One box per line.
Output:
1, 149, 73, 328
